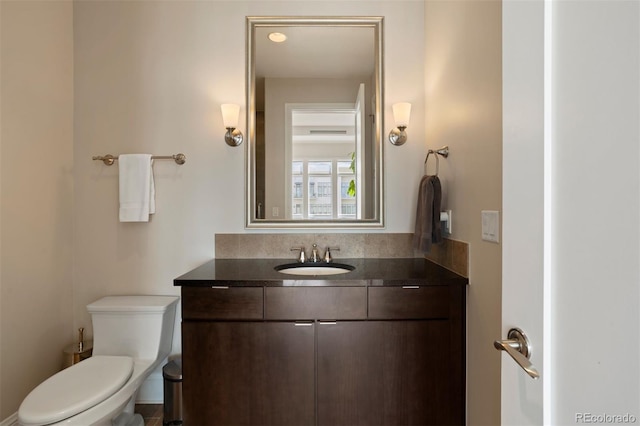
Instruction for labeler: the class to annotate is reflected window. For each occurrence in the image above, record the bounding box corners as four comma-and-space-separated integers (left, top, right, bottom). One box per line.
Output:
292, 160, 354, 219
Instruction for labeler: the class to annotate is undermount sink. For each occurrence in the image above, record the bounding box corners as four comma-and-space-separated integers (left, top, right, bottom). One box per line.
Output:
275, 262, 355, 276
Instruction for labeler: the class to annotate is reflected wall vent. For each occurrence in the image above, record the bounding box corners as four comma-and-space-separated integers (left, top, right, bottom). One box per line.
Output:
309, 130, 348, 135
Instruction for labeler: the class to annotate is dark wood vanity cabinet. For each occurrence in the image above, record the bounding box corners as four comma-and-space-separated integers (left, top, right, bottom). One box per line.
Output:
182, 321, 315, 425
317, 320, 457, 426
181, 284, 465, 426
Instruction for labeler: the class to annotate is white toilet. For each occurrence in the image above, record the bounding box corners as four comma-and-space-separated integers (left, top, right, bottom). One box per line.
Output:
18, 295, 179, 426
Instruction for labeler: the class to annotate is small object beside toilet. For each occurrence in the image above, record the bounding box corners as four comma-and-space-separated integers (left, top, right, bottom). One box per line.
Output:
62, 327, 93, 369
78, 327, 84, 352
163, 357, 183, 425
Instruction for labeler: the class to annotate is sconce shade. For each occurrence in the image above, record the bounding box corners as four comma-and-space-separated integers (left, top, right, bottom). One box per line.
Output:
392, 102, 411, 128
221, 104, 240, 128
221, 103, 243, 146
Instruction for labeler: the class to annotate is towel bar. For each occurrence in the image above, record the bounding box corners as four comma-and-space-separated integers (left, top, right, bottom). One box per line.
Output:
92, 153, 186, 166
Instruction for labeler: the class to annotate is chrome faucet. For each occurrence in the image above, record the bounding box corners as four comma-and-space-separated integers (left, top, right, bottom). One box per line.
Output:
293, 244, 341, 263
310, 244, 320, 263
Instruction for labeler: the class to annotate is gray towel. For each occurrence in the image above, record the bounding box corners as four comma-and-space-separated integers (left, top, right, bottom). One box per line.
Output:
413, 175, 443, 253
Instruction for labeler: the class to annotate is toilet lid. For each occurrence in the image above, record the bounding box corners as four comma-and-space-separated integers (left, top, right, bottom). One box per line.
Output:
18, 356, 134, 426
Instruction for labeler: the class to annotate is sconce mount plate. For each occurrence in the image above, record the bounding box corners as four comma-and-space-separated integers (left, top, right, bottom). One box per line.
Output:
389, 126, 407, 146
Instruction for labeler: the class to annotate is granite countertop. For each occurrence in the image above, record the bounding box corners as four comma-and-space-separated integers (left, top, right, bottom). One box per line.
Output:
174, 258, 468, 287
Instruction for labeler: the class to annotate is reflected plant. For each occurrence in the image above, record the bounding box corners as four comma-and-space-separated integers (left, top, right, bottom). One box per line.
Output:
348, 152, 356, 197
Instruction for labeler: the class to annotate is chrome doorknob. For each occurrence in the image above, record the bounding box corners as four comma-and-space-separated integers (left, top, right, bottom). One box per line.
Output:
494, 327, 540, 379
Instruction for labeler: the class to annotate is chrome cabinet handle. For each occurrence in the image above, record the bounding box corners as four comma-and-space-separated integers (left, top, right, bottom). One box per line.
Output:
494, 328, 540, 379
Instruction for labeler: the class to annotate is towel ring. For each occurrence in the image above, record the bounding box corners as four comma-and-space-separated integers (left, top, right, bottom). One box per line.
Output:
424, 146, 449, 176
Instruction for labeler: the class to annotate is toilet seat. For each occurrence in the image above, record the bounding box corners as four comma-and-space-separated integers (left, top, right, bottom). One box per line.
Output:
19, 356, 134, 426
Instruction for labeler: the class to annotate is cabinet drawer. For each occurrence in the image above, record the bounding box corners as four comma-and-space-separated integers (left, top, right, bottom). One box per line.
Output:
182, 286, 263, 320
265, 287, 367, 320
368, 286, 449, 319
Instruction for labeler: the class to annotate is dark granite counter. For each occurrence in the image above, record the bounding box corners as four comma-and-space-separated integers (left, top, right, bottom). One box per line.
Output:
174, 258, 468, 287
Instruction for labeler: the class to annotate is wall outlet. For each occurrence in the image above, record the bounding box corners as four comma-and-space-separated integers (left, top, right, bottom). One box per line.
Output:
442, 210, 452, 234
272, 207, 279, 217
481, 210, 500, 243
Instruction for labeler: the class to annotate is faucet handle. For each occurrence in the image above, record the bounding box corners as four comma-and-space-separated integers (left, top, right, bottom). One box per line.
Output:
291, 247, 306, 263
323, 246, 340, 263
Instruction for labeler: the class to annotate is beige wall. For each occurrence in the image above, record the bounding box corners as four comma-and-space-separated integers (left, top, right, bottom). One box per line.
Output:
0, 0, 75, 419
425, 1, 502, 425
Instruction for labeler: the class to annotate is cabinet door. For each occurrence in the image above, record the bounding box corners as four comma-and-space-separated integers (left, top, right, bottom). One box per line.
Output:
317, 321, 460, 426
183, 321, 315, 426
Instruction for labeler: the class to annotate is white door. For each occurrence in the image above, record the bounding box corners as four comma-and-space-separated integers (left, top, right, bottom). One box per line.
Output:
502, 1, 639, 425
502, 1, 547, 423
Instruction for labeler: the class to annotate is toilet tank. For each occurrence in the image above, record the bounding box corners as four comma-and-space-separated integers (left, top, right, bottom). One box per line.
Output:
87, 296, 179, 361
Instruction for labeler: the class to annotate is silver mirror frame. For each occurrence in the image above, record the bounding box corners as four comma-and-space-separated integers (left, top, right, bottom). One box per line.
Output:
245, 16, 384, 229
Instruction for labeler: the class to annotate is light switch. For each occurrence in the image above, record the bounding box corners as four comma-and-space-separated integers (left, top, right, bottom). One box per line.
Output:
272, 207, 279, 217
481, 210, 500, 243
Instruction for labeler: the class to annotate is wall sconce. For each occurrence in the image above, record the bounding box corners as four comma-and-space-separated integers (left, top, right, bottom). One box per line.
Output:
388, 102, 412, 146
221, 104, 243, 146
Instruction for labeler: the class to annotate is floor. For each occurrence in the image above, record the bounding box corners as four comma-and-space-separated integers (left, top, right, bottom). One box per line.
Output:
136, 404, 164, 426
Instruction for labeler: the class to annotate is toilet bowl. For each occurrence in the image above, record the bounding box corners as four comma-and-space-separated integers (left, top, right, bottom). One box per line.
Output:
18, 295, 179, 426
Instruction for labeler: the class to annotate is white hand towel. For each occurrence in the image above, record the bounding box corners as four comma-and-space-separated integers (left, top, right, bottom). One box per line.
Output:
118, 154, 155, 222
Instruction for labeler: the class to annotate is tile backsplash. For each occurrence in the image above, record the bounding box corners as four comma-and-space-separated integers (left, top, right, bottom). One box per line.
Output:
215, 233, 469, 277
215, 233, 415, 259
423, 237, 469, 277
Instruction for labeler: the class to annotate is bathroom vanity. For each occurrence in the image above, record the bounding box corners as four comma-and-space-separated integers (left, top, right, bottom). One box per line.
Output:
174, 258, 468, 426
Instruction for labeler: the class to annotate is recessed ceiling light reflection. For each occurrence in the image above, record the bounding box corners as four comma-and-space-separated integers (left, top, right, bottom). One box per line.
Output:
268, 32, 287, 43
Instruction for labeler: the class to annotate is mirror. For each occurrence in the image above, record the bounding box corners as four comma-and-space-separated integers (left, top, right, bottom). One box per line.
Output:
246, 16, 384, 228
